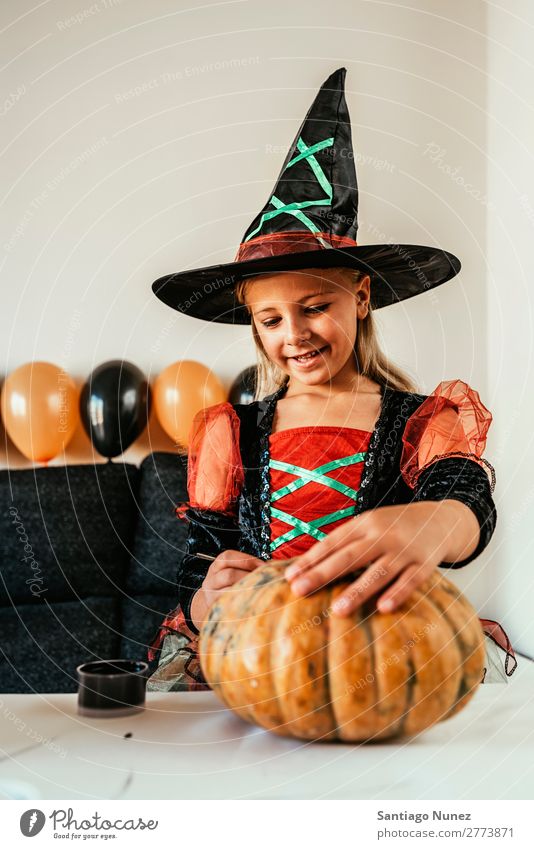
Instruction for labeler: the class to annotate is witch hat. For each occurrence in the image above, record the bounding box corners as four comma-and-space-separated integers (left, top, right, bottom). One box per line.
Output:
152, 67, 460, 324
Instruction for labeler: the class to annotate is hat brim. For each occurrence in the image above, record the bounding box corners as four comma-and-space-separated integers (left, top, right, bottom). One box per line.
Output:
152, 243, 461, 324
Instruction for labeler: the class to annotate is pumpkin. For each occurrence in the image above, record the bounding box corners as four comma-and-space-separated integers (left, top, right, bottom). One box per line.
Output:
198, 559, 486, 742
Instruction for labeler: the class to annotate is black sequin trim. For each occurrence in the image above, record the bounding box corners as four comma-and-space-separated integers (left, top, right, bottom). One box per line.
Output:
413, 452, 496, 495
353, 383, 395, 514
257, 381, 290, 560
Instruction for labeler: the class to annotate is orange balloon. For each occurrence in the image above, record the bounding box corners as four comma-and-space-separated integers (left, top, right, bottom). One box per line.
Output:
1, 362, 79, 463
153, 360, 226, 448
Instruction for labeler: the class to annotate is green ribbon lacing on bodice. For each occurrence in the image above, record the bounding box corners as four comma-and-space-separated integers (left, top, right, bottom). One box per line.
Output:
269, 451, 367, 552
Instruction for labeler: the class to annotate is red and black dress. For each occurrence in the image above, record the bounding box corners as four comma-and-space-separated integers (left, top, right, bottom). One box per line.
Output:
147, 380, 516, 689
268, 426, 372, 559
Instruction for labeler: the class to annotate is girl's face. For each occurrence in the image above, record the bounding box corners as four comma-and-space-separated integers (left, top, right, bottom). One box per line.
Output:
246, 267, 371, 388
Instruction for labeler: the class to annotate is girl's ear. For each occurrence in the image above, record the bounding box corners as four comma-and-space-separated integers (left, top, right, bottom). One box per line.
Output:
355, 274, 371, 317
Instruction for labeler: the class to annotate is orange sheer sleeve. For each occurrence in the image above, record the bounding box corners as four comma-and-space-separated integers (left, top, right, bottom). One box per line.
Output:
400, 379, 496, 493
175, 401, 244, 519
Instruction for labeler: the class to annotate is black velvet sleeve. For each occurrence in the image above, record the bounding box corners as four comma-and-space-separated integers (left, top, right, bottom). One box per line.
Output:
176, 506, 243, 635
411, 456, 497, 569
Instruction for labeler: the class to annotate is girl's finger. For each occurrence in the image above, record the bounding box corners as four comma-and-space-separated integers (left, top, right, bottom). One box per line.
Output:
284, 519, 366, 580
288, 531, 388, 596
288, 545, 368, 596
215, 551, 262, 571
376, 563, 431, 612
212, 567, 256, 589
330, 556, 405, 616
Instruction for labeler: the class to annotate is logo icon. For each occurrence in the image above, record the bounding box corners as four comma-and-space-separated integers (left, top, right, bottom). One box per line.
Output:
20, 810, 46, 837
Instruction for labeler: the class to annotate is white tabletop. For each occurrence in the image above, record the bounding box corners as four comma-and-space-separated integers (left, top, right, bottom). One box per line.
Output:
0, 657, 533, 800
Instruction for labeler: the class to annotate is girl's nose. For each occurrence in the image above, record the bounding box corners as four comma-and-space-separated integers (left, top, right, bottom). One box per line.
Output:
285, 318, 312, 346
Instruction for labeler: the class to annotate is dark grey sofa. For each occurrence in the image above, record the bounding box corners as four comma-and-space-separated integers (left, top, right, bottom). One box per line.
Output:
0, 452, 187, 693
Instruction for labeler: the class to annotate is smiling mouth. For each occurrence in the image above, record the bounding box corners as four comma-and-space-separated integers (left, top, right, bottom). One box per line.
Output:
290, 346, 329, 362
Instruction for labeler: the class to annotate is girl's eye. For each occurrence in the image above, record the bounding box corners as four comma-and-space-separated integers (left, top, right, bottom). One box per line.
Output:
261, 304, 330, 328
306, 303, 329, 314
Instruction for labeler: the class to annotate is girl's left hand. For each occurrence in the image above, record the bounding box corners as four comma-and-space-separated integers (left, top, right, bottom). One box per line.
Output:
284, 503, 449, 615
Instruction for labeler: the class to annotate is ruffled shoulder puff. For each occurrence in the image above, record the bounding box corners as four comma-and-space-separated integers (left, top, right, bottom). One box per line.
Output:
400, 379, 496, 494
175, 401, 244, 519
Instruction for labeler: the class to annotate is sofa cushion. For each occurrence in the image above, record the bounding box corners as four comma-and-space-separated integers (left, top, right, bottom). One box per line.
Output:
119, 593, 175, 660
0, 597, 120, 693
126, 451, 188, 598
0, 452, 188, 691
0, 462, 139, 606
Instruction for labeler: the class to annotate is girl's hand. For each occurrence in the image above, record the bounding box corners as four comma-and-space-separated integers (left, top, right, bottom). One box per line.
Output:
284, 503, 450, 616
191, 550, 263, 629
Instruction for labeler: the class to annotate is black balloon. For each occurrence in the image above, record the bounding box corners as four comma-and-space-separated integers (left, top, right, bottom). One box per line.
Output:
228, 365, 258, 405
80, 360, 151, 458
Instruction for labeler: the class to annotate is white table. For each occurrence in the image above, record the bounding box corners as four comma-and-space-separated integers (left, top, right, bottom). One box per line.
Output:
1, 658, 533, 800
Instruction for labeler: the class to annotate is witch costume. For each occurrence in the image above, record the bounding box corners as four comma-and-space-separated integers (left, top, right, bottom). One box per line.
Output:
147, 68, 516, 690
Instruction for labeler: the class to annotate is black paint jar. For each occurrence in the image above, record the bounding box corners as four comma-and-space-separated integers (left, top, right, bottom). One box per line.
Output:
77, 659, 149, 717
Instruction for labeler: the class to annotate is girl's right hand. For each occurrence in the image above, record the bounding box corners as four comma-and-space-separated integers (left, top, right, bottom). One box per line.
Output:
190, 550, 264, 630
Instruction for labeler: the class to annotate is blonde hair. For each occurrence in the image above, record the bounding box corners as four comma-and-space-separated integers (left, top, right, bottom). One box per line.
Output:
234, 267, 419, 400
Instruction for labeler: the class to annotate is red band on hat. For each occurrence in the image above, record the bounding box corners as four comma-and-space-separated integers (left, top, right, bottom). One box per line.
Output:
234, 230, 358, 263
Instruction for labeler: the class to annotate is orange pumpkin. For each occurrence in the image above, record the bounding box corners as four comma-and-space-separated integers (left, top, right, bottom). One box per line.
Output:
198, 560, 486, 742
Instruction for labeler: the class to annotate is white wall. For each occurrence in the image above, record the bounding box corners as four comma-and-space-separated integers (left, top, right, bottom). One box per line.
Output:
1, 2, 529, 652
484, 1, 534, 657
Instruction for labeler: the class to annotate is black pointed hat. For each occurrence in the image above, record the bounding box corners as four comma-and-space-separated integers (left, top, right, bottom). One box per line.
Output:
152, 68, 460, 324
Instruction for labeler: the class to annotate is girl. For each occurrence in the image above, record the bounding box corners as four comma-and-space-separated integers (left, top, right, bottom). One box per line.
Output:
148, 67, 513, 689
192, 263, 492, 626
